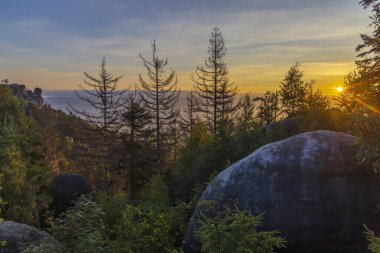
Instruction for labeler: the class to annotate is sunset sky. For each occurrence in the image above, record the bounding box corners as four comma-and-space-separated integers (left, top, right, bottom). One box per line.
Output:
0, 0, 371, 94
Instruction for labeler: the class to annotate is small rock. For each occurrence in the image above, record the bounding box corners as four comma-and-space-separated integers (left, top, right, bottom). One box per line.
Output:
50, 173, 92, 214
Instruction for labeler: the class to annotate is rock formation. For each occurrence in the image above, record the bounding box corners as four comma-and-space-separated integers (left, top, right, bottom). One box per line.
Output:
0, 221, 61, 253
182, 130, 380, 253
50, 173, 92, 214
7, 83, 44, 106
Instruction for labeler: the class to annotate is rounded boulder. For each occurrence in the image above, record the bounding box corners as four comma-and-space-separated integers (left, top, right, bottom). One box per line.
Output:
50, 173, 92, 214
0, 221, 61, 252
182, 130, 380, 253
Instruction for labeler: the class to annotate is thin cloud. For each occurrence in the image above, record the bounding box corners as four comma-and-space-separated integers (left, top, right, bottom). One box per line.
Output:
0, 0, 372, 92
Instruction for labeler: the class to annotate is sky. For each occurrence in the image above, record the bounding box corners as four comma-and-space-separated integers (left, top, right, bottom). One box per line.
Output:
0, 0, 372, 94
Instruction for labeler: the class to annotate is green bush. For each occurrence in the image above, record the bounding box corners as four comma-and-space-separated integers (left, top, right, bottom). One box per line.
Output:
47, 196, 110, 253
196, 206, 286, 253
364, 225, 380, 253
34, 178, 190, 253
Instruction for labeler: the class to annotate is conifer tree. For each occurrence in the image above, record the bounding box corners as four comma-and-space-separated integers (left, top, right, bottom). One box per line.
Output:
344, 1, 380, 248
236, 93, 257, 130
352, 0, 380, 105
255, 91, 280, 125
180, 91, 198, 137
166, 108, 181, 169
70, 58, 124, 193
137, 40, 180, 174
279, 63, 310, 117
193, 27, 238, 134
233, 93, 260, 159
119, 93, 153, 200
196, 205, 286, 253
340, 0, 380, 173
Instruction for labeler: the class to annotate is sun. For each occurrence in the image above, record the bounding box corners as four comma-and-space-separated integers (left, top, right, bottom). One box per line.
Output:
337, 86, 343, 93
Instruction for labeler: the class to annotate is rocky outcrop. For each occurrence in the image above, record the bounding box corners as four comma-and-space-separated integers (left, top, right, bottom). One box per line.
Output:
50, 173, 92, 214
0, 221, 61, 252
182, 130, 380, 253
7, 83, 44, 106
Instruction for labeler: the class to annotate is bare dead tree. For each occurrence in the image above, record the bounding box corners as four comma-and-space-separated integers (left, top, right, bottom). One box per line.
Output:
69, 57, 125, 194
193, 27, 239, 134
137, 40, 180, 174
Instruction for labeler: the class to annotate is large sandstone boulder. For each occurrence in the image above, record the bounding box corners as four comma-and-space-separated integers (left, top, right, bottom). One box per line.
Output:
183, 130, 380, 253
0, 221, 61, 252
50, 173, 92, 214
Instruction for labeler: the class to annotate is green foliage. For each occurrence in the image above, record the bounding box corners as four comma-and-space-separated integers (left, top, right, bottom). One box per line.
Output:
364, 225, 380, 253
113, 199, 189, 253
98, 192, 130, 227
356, 115, 380, 171
0, 85, 49, 226
139, 175, 191, 248
47, 196, 109, 253
20, 237, 66, 253
300, 87, 330, 113
339, 0, 380, 173
232, 95, 262, 160
30, 104, 104, 187
0, 86, 23, 145
295, 87, 345, 132
119, 93, 154, 200
196, 206, 286, 253
175, 120, 238, 202
279, 63, 311, 117
341, 71, 380, 171
236, 94, 258, 131
255, 91, 281, 125
112, 203, 173, 252
213, 120, 235, 168
142, 175, 170, 206
41, 181, 190, 253
0, 175, 5, 222
114, 176, 182, 252
175, 122, 214, 201
168, 249, 185, 253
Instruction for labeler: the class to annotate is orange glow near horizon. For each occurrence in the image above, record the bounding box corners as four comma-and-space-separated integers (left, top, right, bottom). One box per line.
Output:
3, 62, 355, 95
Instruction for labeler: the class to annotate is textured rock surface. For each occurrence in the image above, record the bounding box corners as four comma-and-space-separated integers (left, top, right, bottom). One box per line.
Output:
182, 130, 380, 253
50, 173, 92, 214
7, 83, 44, 106
0, 221, 60, 252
